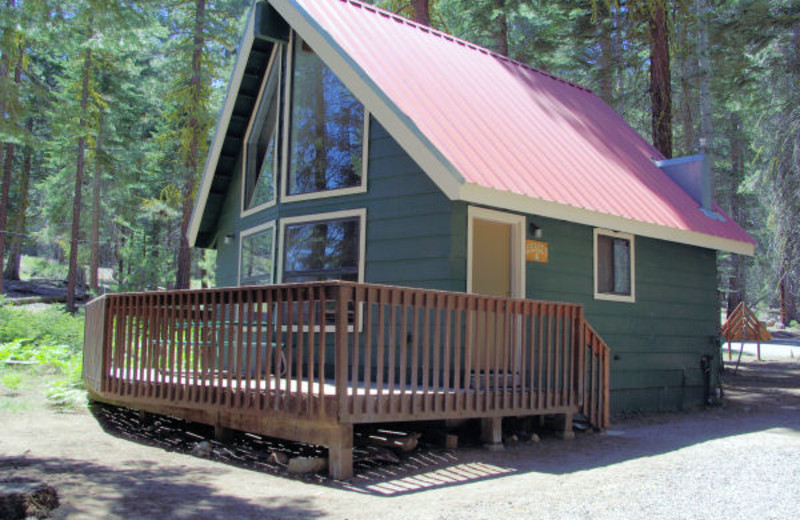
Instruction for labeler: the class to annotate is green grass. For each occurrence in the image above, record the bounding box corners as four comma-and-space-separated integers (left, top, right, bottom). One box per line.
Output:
1, 370, 23, 391
0, 301, 86, 410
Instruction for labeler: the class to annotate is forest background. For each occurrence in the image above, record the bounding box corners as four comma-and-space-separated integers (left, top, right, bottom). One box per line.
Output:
0, 0, 798, 322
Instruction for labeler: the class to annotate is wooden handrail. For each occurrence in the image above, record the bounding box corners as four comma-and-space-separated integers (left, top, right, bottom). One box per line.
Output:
83, 281, 611, 430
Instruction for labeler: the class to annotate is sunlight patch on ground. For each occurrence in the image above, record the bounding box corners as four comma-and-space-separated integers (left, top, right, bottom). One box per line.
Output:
351, 462, 516, 495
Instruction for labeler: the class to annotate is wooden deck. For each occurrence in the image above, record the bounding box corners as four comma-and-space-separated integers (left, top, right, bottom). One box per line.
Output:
83, 281, 610, 479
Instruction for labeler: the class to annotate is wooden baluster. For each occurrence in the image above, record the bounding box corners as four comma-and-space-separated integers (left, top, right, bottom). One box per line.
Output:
422, 292, 432, 413
264, 288, 275, 409
577, 310, 586, 410
479, 297, 489, 412
376, 288, 387, 416
254, 288, 265, 411
388, 289, 398, 413
527, 301, 536, 410
410, 291, 420, 415
306, 286, 317, 417
442, 293, 453, 413
399, 290, 410, 415
131, 295, 141, 397
334, 284, 351, 421
353, 286, 365, 416
431, 293, 442, 413
453, 295, 463, 413
293, 287, 304, 412
561, 307, 572, 406
464, 297, 475, 412
319, 286, 330, 418
285, 288, 295, 411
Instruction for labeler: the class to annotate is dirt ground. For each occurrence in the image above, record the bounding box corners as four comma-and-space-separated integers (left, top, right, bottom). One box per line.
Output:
1, 357, 799, 520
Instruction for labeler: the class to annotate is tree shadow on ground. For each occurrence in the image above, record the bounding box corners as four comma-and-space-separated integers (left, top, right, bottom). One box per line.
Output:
85, 359, 800, 498
0, 454, 322, 519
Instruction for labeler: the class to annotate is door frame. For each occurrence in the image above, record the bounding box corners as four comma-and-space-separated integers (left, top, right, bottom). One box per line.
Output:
466, 206, 526, 298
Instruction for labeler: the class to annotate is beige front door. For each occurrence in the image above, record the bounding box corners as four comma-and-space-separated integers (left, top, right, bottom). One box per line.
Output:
467, 208, 525, 386
467, 207, 525, 298
471, 218, 513, 297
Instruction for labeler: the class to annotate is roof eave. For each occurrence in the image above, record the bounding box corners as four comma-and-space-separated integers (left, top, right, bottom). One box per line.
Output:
459, 184, 756, 256
188, 5, 257, 248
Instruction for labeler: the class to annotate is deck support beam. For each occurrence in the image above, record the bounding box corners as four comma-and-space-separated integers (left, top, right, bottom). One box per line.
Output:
554, 413, 575, 440
327, 424, 353, 480
481, 417, 504, 451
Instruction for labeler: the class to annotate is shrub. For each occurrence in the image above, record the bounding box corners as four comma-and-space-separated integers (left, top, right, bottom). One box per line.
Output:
0, 304, 84, 350
0, 303, 86, 409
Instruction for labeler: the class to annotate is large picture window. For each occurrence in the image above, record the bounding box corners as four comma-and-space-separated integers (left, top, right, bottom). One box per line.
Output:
594, 229, 635, 303
242, 46, 281, 215
239, 222, 276, 286
284, 35, 366, 200
280, 210, 366, 283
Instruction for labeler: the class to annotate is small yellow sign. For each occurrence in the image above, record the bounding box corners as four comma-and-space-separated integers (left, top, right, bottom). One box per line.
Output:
526, 240, 549, 263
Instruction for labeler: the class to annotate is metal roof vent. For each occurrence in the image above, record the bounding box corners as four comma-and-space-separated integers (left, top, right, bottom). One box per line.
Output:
654, 151, 725, 222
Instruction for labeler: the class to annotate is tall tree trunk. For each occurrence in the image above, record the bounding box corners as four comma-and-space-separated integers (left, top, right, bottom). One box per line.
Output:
0, 26, 21, 293
677, 5, 697, 155
597, 15, 615, 106
89, 111, 103, 292
176, 0, 207, 290
66, 30, 93, 313
649, 3, 672, 158
725, 114, 745, 315
411, 0, 429, 26
697, 0, 712, 155
0, 142, 12, 293
491, 0, 509, 57
3, 118, 33, 281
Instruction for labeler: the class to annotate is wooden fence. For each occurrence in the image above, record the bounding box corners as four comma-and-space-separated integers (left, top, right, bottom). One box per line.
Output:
84, 281, 611, 475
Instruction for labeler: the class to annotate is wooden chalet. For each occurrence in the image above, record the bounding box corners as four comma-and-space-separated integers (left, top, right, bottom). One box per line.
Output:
83, 0, 755, 479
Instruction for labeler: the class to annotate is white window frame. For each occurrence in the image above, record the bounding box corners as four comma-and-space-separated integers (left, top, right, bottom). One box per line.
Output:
241, 46, 281, 217
593, 228, 636, 303
277, 208, 367, 284
238, 220, 277, 286
280, 31, 369, 204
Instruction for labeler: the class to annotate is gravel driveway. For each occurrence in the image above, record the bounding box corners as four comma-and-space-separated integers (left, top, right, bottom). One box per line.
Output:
1, 358, 799, 520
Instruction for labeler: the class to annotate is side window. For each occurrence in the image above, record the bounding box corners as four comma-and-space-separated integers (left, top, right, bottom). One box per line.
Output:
594, 229, 635, 303
280, 210, 365, 283
242, 46, 281, 215
239, 222, 276, 286
284, 34, 367, 200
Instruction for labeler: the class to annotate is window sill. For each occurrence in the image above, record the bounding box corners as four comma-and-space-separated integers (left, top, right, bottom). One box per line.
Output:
281, 184, 367, 204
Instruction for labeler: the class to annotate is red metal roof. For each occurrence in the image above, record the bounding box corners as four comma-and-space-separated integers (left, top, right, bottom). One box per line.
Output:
281, 0, 755, 251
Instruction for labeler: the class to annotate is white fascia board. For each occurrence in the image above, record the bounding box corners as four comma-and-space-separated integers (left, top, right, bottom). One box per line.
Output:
188, 7, 257, 247
459, 183, 756, 257
270, 0, 464, 201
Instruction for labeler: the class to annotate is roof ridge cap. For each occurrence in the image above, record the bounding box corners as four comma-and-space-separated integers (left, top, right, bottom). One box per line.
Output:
329, 0, 594, 94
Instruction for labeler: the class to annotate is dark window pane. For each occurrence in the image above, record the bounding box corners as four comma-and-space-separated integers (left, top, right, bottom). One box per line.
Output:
241, 227, 274, 285
283, 217, 360, 282
288, 36, 364, 196
244, 49, 281, 210
597, 234, 631, 296
597, 235, 614, 293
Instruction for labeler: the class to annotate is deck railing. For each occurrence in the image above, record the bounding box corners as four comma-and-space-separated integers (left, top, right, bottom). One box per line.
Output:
84, 281, 611, 429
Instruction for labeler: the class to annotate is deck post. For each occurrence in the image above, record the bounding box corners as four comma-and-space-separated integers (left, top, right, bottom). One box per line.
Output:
328, 424, 353, 480
554, 412, 575, 440
481, 416, 504, 451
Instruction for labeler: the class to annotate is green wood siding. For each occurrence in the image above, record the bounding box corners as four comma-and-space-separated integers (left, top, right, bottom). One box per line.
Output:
210, 113, 720, 416
212, 119, 463, 292
525, 215, 720, 413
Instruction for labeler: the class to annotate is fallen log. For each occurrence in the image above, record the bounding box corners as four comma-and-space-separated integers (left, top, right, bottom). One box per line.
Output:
356, 430, 421, 452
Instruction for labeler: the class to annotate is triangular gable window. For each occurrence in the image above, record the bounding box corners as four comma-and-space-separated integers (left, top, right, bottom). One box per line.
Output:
283, 34, 367, 201
242, 46, 281, 214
